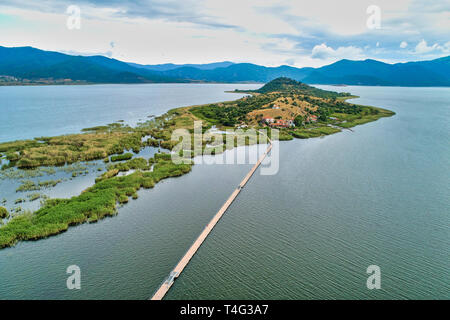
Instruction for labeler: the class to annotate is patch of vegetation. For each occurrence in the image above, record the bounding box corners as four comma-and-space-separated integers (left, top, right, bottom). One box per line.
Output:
95, 169, 119, 182
0, 154, 192, 248
27, 193, 42, 202
14, 198, 25, 204
244, 77, 351, 98
290, 126, 341, 139
190, 94, 278, 127
110, 153, 133, 162
0, 130, 147, 169
16, 179, 62, 192
0, 167, 56, 180
107, 157, 150, 172
0, 206, 9, 219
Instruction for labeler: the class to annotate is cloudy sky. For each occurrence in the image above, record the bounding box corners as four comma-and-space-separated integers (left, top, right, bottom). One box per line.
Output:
0, 0, 449, 67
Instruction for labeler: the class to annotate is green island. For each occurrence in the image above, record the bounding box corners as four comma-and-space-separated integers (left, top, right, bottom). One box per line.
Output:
0, 78, 394, 248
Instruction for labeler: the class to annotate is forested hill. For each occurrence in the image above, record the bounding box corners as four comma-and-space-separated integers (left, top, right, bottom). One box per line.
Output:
250, 77, 351, 98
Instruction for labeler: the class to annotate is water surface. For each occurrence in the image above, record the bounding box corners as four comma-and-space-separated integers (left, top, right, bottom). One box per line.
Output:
1, 83, 258, 142
0, 85, 449, 299
166, 86, 450, 300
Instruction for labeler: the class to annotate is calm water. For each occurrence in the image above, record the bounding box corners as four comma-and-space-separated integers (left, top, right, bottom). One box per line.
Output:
0, 85, 449, 299
0, 83, 258, 142
166, 85, 450, 300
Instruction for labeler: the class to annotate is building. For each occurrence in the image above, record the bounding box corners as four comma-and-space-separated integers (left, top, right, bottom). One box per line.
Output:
270, 119, 295, 128
261, 117, 275, 124
307, 115, 318, 122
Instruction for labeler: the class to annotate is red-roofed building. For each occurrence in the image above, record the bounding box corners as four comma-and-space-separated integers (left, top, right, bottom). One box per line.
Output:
270, 119, 295, 128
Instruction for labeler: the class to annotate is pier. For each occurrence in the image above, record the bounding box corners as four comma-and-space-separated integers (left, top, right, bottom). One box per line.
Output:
151, 139, 272, 300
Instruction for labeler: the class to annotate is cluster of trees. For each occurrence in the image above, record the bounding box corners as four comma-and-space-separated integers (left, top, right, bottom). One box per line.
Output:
191, 94, 278, 126
255, 77, 351, 99
305, 97, 365, 122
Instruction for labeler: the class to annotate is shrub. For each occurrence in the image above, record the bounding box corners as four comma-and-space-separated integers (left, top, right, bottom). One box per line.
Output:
0, 207, 8, 219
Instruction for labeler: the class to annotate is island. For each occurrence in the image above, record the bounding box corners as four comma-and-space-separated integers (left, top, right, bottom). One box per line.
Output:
0, 78, 395, 248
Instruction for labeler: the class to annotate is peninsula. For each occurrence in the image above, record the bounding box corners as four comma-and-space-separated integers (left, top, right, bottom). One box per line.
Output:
0, 78, 394, 248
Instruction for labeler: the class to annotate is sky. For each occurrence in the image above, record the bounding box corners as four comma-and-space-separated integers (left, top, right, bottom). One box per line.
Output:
0, 0, 449, 67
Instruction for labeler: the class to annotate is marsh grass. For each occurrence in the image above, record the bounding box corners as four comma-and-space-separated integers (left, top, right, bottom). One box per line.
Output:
0, 154, 192, 248
16, 179, 62, 192
0, 130, 149, 169
110, 153, 133, 162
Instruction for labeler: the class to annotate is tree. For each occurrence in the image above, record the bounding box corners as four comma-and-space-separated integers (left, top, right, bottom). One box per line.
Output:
294, 115, 304, 127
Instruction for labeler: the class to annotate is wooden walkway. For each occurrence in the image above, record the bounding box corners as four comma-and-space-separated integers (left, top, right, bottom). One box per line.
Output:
150, 139, 272, 300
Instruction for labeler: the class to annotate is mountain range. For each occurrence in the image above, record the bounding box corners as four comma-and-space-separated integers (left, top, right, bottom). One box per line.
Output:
0, 46, 449, 86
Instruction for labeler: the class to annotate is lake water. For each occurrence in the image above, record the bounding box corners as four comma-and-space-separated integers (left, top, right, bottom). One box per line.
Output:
0, 84, 449, 299
0, 83, 258, 142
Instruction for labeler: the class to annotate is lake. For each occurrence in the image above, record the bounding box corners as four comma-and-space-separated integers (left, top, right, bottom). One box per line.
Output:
0, 84, 449, 299
0, 83, 258, 142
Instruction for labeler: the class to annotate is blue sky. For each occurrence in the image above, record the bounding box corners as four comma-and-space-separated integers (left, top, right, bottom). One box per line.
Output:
0, 0, 449, 67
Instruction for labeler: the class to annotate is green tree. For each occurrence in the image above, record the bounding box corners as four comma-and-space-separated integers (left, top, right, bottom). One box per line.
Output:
294, 115, 304, 127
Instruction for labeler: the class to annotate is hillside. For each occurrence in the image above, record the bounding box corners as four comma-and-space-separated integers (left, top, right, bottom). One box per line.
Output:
303, 58, 450, 86
0, 46, 182, 84
249, 77, 351, 99
158, 58, 450, 86
0, 45, 449, 86
128, 61, 235, 71
158, 63, 314, 82
189, 77, 394, 131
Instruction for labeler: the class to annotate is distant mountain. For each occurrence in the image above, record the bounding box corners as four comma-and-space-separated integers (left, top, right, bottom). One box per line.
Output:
128, 61, 235, 71
303, 57, 450, 86
157, 63, 314, 83
0, 46, 449, 86
0, 46, 183, 83
153, 57, 450, 86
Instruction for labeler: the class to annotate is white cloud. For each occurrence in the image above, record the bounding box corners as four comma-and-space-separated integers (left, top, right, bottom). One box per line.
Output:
415, 39, 439, 53
414, 39, 450, 54
311, 43, 364, 60
1, 0, 449, 67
